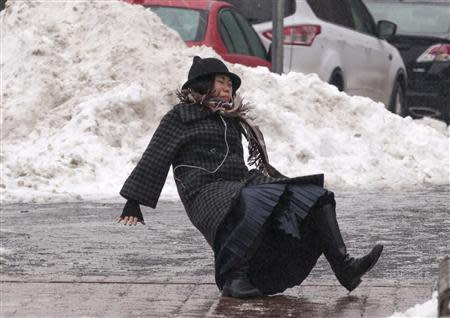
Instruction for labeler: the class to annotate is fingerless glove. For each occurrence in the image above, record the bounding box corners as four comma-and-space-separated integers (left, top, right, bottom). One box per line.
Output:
120, 200, 144, 222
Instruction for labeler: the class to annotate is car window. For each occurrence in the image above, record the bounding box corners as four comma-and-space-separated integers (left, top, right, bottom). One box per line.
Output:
232, 10, 267, 59
219, 21, 236, 53
225, 0, 296, 24
148, 6, 207, 42
219, 9, 251, 55
364, 1, 450, 37
307, 0, 354, 28
346, 0, 376, 35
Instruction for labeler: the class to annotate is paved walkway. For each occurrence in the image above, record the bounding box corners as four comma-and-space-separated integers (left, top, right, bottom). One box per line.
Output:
1, 186, 448, 317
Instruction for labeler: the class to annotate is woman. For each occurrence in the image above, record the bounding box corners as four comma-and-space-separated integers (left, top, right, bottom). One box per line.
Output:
118, 56, 383, 298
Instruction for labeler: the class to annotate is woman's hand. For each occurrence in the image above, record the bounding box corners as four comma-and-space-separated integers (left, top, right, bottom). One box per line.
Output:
116, 215, 145, 226
117, 200, 145, 226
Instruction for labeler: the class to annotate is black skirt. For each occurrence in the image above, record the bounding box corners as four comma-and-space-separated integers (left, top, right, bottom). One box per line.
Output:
213, 183, 335, 295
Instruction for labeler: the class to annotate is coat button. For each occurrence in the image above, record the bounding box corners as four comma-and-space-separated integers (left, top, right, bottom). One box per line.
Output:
209, 148, 217, 154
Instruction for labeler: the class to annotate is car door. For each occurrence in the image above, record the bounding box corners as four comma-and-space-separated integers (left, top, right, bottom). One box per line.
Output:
346, 0, 392, 103
217, 8, 271, 68
304, 0, 367, 94
318, 0, 374, 100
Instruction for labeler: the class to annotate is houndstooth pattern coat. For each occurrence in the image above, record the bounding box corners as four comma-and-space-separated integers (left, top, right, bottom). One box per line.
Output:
120, 103, 324, 246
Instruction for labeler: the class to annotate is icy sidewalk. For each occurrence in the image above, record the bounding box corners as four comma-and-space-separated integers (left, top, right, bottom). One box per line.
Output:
1, 187, 448, 317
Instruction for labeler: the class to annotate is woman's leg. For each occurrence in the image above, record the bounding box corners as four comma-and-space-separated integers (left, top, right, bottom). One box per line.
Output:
215, 201, 263, 298
311, 202, 383, 292
219, 187, 292, 298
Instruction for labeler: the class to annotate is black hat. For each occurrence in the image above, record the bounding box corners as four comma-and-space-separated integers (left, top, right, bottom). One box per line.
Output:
182, 56, 241, 92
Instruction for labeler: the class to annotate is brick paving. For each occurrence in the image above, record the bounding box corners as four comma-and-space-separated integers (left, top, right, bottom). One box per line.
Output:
1, 186, 448, 317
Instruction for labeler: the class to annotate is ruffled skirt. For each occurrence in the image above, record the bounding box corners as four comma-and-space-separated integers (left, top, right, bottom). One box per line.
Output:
213, 183, 335, 295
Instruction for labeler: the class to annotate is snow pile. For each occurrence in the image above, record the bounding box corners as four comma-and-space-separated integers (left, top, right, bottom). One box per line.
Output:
1, 0, 449, 203
388, 292, 437, 318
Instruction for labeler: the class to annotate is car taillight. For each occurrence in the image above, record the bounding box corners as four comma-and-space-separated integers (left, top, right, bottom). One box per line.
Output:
262, 25, 321, 46
417, 44, 450, 63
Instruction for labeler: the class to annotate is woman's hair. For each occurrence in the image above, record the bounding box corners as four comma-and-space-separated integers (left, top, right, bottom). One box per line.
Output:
185, 75, 215, 95
185, 74, 235, 97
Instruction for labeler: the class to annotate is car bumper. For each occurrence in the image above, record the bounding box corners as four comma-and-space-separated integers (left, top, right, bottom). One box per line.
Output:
405, 80, 450, 124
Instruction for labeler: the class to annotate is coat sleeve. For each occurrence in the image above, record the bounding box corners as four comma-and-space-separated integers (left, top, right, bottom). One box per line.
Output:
120, 109, 183, 208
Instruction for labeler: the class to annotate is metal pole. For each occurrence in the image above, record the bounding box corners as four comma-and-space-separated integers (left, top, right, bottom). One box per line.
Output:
271, 0, 284, 74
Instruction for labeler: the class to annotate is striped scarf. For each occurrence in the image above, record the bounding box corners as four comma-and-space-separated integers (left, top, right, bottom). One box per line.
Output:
177, 89, 285, 178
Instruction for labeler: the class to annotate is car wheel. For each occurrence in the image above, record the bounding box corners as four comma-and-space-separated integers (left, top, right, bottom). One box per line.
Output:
389, 81, 406, 116
329, 72, 344, 92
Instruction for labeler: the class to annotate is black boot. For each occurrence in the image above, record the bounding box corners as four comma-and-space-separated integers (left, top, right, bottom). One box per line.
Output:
312, 203, 384, 292
221, 265, 262, 298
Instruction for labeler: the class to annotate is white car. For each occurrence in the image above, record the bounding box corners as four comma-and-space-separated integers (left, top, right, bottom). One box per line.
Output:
252, 0, 407, 113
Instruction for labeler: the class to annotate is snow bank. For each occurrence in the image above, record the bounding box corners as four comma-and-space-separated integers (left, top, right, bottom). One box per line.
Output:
388, 292, 437, 318
1, 0, 449, 203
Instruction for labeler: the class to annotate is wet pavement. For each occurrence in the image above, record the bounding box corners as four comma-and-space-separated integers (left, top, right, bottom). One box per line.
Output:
1, 185, 449, 317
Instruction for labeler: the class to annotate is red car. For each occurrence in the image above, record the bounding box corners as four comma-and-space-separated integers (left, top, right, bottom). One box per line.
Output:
123, 0, 272, 69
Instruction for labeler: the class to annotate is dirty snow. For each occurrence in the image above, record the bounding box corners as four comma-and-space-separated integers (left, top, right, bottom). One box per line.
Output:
388, 292, 438, 318
1, 0, 449, 204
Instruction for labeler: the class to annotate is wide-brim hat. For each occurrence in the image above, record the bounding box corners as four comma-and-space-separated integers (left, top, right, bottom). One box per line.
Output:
182, 56, 241, 92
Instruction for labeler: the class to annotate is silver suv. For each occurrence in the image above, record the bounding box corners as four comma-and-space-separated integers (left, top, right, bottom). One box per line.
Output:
251, 0, 408, 114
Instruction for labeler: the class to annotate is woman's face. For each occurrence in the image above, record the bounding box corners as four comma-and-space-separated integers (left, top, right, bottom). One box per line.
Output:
213, 75, 233, 102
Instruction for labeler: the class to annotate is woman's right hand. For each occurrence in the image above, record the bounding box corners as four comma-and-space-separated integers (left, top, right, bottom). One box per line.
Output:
116, 215, 145, 226
117, 200, 145, 226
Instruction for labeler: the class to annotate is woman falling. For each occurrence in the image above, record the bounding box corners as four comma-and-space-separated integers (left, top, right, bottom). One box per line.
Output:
117, 56, 383, 298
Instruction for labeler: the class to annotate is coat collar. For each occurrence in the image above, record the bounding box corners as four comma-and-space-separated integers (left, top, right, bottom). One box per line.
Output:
176, 103, 214, 123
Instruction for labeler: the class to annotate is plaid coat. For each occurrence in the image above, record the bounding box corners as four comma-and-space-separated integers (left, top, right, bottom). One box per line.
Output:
120, 103, 324, 246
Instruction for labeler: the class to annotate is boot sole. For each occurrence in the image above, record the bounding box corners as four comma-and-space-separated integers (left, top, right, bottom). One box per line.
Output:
222, 287, 263, 299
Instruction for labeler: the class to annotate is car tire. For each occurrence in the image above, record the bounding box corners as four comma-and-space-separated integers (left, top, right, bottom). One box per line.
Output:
388, 81, 406, 116
329, 71, 344, 92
